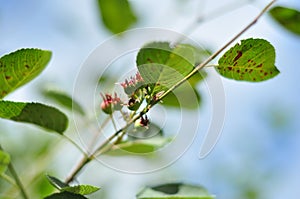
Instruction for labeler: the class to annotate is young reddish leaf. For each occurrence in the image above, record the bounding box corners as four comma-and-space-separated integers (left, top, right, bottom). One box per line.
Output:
216, 38, 279, 82
0, 48, 52, 99
269, 6, 300, 36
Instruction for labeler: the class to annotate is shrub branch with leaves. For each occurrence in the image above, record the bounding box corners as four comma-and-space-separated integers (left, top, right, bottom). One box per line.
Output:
0, 0, 299, 198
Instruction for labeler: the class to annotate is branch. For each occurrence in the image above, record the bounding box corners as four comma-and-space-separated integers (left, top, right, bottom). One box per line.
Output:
7, 163, 29, 199
159, 0, 276, 101
0, 173, 17, 186
0, 145, 29, 199
64, 0, 276, 183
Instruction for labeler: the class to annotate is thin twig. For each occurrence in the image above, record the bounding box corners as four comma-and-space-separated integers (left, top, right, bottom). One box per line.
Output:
64, 0, 276, 183
160, 0, 276, 101
7, 160, 29, 199
173, 0, 254, 45
0, 145, 29, 199
63, 135, 87, 156
65, 155, 92, 184
110, 114, 118, 131
0, 173, 17, 186
93, 131, 127, 157
87, 115, 110, 153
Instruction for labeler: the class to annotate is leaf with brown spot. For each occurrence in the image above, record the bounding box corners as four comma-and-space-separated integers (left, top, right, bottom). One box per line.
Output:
216, 38, 280, 82
0, 48, 52, 99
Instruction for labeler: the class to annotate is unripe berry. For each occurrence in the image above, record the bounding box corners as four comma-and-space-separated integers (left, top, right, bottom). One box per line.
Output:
101, 100, 113, 114
128, 97, 141, 111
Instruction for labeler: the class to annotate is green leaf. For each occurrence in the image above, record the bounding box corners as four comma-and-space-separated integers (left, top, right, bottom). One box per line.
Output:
180, 44, 211, 65
0, 150, 10, 175
61, 185, 100, 195
162, 72, 206, 109
42, 89, 85, 115
97, 0, 137, 34
137, 42, 195, 94
269, 6, 300, 36
46, 175, 69, 190
136, 183, 215, 199
0, 101, 68, 134
106, 137, 172, 156
0, 48, 52, 99
162, 88, 201, 110
127, 123, 163, 140
216, 38, 279, 82
44, 191, 87, 199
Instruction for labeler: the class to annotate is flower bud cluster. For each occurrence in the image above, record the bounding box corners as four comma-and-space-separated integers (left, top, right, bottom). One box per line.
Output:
100, 93, 123, 114
120, 72, 144, 95
100, 72, 151, 128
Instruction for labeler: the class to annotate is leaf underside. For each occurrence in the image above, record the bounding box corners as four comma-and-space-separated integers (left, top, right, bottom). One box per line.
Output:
42, 89, 85, 115
61, 185, 100, 195
44, 191, 87, 199
46, 175, 69, 190
106, 137, 172, 156
97, 0, 137, 34
136, 183, 215, 199
0, 101, 68, 134
269, 6, 300, 36
136, 42, 195, 94
161, 72, 206, 109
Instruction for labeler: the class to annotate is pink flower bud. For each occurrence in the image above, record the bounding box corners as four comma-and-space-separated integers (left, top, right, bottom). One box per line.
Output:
100, 93, 123, 114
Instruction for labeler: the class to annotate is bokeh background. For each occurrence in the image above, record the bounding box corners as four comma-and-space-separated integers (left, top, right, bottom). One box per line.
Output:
0, 0, 299, 198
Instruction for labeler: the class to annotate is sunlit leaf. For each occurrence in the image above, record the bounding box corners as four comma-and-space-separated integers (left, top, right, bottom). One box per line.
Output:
136, 183, 215, 199
0, 101, 68, 134
42, 89, 85, 115
106, 137, 172, 156
97, 0, 137, 34
0, 48, 52, 99
162, 71, 206, 109
127, 123, 163, 140
0, 150, 10, 175
44, 191, 87, 199
180, 44, 211, 65
216, 38, 279, 82
162, 88, 201, 110
46, 175, 69, 190
137, 42, 195, 94
61, 185, 100, 195
269, 6, 300, 36
35, 176, 56, 198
